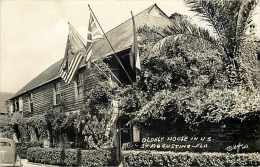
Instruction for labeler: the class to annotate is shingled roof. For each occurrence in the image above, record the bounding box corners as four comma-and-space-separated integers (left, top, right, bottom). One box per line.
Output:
11, 4, 172, 99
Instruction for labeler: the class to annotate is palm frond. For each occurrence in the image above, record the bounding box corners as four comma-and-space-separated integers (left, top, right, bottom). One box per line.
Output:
166, 18, 218, 46
185, 0, 228, 37
185, 0, 258, 66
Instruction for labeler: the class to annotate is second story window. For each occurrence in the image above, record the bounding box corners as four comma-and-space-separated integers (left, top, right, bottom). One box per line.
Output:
75, 72, 84, 99
53, 82, 62, 105
28, 93, 34, 112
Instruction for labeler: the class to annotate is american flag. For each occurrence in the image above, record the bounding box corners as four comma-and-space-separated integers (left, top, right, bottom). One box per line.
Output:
59, 23, 86, 84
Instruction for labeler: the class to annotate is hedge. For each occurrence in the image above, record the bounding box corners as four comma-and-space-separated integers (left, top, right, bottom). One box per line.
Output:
16, 142, 42, 159
27, 147, 64, 165
123, 150, 260, 167
27, 147, 113, 166
64, 149, 80, 166
81, 149, 113, 166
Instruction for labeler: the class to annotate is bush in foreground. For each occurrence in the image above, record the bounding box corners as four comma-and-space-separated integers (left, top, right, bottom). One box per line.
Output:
81, 149, 113, 166
16, 142, 42, 159
123, 150, 260, 167
27, 147, 63, 165
27, 147, 112, 166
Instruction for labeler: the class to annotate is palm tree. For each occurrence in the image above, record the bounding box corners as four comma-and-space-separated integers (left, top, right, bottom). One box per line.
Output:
137, 0, 258, 87
182, 0, 259, 85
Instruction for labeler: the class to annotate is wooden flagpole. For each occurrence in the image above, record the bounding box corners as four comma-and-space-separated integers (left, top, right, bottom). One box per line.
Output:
88, 4, 133, 84
131, 11, 137, 75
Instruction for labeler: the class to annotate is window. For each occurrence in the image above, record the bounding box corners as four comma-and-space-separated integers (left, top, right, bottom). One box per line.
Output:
75, 72, 84, 98
53, 82, 62, 105
28, 93, 34, 112
8, 101, 14, 114
18, 97, 23, 111
15, 99, 19, 112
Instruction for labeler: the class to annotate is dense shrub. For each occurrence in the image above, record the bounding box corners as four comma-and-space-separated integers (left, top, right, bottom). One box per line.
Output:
16, 142, 42, 159
133, 87, 260, 126
27, 147, 63, 165
123, 150, 260, 167
80, 149, 113, 166
64, 149, 80, 166
27, 147, 113, 166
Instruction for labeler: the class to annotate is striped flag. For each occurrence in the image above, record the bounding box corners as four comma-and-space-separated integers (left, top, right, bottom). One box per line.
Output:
59, 23, 86, 84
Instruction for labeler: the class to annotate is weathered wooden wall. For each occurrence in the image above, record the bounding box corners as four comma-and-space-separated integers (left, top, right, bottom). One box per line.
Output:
20, 83, 53, 117
14, 66, 100, 117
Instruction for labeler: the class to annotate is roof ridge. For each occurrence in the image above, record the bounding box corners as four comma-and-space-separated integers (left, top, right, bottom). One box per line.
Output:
150, 3, 169, 19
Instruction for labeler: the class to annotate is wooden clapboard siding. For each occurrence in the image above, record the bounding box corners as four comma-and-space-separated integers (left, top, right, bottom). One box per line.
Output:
33, 83, 53, 115
60, 78, 82, 113
22, 83, 54, 117
22, 95, 30, 116
17, 67, 101, 117
84, 67, 100, 91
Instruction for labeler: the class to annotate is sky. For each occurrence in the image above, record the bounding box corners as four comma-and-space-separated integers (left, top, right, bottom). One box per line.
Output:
0, 0, 260, 93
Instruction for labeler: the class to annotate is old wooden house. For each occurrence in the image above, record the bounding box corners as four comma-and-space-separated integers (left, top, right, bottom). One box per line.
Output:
7, 4, 172, 142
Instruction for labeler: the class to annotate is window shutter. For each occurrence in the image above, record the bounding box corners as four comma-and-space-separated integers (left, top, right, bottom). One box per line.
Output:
28, 96, 31, 112
53, 86, 56, 105
19, 97, 23, 111
28, 95, 32, 112
31, 93, 34, 112
14, 99, 17, 111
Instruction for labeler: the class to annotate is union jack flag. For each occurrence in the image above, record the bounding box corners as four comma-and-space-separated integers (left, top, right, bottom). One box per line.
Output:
85, 10, 103, 63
